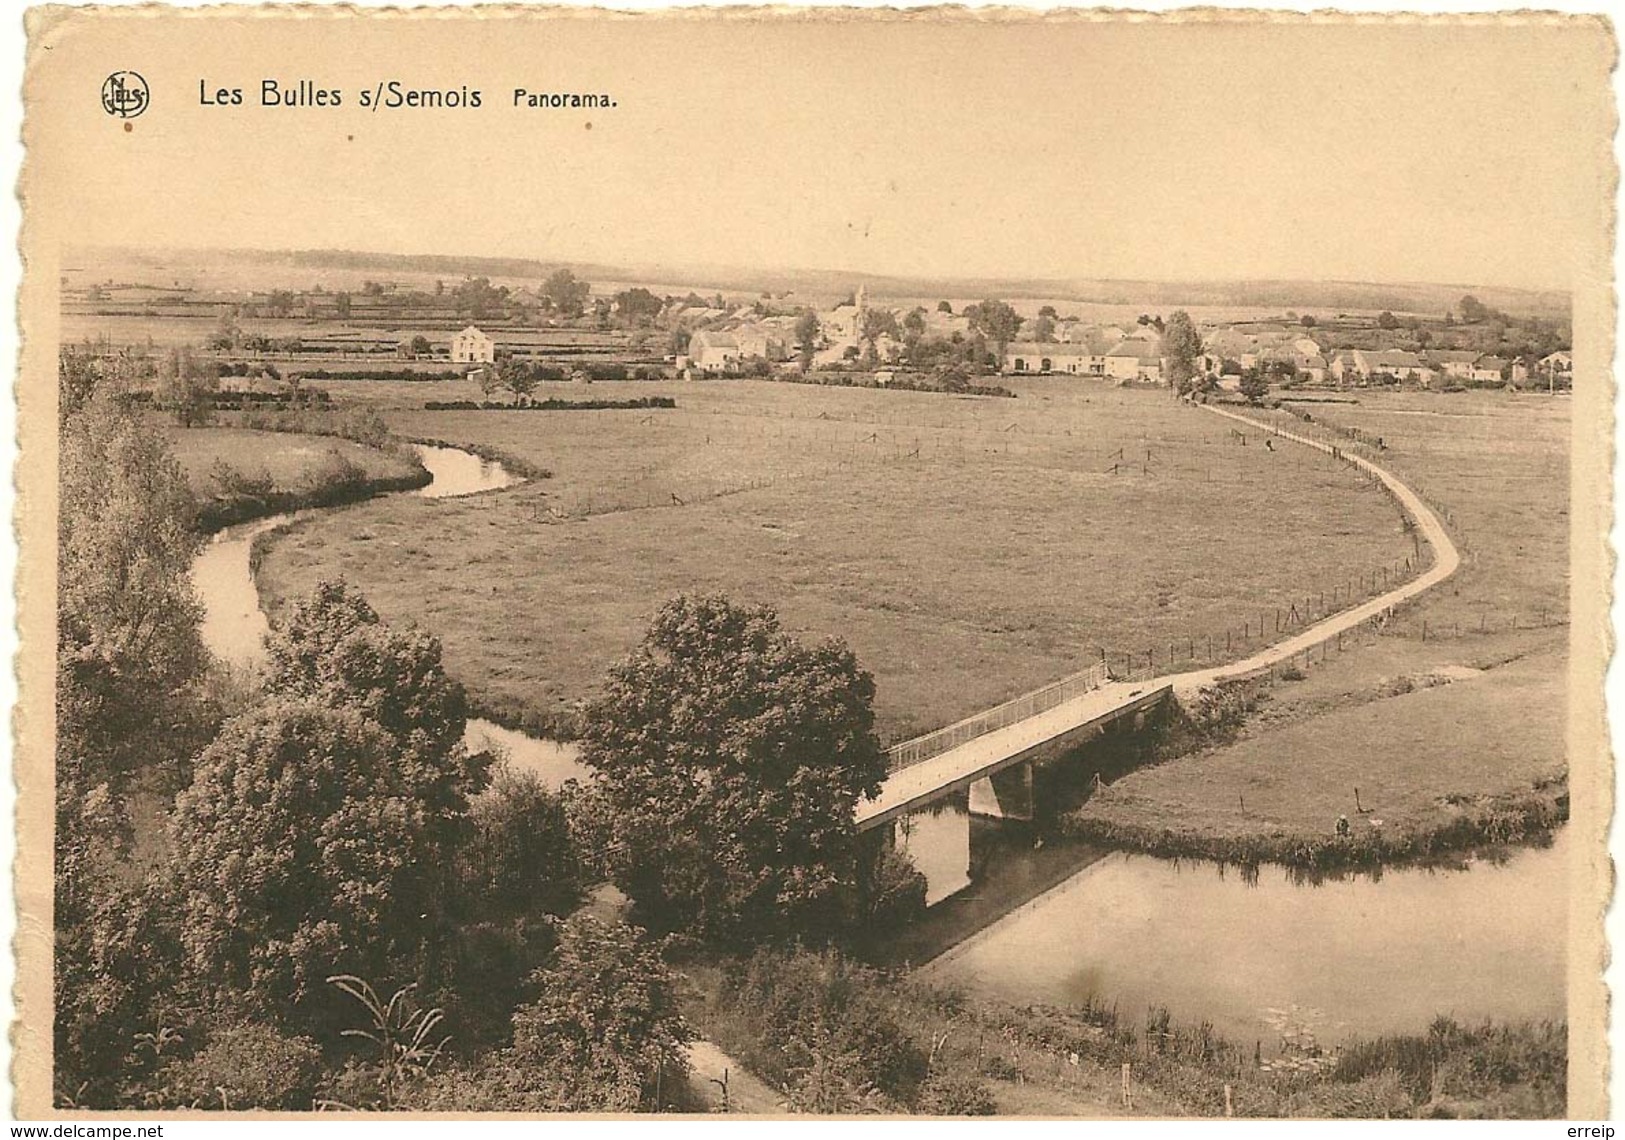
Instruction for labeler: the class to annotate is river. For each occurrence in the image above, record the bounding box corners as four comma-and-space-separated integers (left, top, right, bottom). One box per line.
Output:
189, 441, 585, 783
921, 805, 1566, 1048
188, 434, 1565, 1049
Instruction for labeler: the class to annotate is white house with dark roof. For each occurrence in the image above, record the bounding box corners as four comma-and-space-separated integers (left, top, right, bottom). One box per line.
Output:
450, 325, 495, 363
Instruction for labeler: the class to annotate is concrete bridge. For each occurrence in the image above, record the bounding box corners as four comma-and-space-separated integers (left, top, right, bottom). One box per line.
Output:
856, 402, 1461, 904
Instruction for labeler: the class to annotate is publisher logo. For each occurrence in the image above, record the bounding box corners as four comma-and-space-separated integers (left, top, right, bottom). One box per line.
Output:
101, 71, 149, 119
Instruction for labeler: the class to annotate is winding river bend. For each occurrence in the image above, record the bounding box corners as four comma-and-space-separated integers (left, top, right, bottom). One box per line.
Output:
189, 434, 1565, 1047
189, 442, 588, 785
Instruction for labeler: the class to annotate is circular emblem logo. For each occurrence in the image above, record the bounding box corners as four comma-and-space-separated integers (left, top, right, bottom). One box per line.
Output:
101, 72, 150, 119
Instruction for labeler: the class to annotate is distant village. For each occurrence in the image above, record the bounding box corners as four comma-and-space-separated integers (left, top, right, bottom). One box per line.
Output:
63, 269, 1575, 395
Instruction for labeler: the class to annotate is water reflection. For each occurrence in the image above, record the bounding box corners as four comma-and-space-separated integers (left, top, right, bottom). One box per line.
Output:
412, 443, 519, 498
464, 718, 589, 788
925, 828, 1567, 1048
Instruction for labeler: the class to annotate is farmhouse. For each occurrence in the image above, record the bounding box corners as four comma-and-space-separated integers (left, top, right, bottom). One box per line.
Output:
1105, 340, 1164, 383
1353, 348, 1425, 381
689, 330, 744, 373
1328, 349, 1360, 383
1003, 341, 1107, 376
729, 324, 789, 361
1426, 349, 1480, 379
1470, 356, 1509, 384
450, 325, 495, 364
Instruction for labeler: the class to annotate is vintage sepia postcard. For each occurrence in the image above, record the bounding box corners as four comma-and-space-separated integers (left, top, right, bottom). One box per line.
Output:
13, 3, 1617, 1122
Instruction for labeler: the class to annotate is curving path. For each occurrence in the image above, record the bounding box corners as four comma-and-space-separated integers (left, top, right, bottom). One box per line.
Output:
1161, 402, 1461, 695
856, 402, 1462, 825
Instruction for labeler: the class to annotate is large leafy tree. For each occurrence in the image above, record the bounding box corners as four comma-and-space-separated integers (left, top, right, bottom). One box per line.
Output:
170, 582, 488, 1029
614, 287, 663, 325
263, 579, 482, 821
542, 269, 591, 318
582, 594, 886, 943
55, 390, 214, 1102
964, 298, 1024, 358
58, 396, 210, 791
169, 700, 438, 1027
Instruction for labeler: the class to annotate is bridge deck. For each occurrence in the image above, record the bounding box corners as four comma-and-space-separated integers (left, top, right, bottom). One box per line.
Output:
855, 681, 1173, 831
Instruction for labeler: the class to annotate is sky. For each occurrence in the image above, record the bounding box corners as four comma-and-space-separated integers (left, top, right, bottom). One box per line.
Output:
25, 10, 1616, 292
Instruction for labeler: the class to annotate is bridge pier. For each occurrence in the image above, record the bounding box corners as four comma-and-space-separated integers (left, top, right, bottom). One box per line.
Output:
968, 760, 1034, 822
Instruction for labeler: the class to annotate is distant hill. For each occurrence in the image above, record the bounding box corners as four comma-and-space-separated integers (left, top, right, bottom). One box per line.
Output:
64, 245, 1570, 322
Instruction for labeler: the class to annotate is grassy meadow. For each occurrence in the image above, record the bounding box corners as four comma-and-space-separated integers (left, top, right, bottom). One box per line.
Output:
167, 425, 421, 494
1070, 389, 1570, 859
253, 379, 1416, 741
167, 425, 428, 530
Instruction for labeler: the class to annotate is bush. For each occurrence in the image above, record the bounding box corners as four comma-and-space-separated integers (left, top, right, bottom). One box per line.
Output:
717, 948, 928, 1109
508, 916, 692, 1111
456, 765, 584, 922
918, 1072, 998, 1116
421, 396, 676, 412
865, 846, 927, 929
152, 1021, 324, 1110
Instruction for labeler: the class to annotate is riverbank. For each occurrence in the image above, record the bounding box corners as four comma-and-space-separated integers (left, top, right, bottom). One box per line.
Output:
403, 434, 555, 481
682, 948, 1565, 1117
1064, 634, 1568, 873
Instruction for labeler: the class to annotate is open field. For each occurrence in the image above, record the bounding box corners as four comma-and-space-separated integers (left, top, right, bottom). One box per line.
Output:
167, 426, 421, 493
1261, 390, 1569, 636
1064, 389, 1570, 862
253, 379, 1416, 740
1074, 638, 1565, 856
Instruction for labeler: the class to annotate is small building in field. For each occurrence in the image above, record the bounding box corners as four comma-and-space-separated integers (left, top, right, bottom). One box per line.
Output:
450, 325, 495, 364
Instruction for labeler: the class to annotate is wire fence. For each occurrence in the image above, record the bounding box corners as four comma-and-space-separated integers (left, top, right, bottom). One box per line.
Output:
886, 660, 1110, 773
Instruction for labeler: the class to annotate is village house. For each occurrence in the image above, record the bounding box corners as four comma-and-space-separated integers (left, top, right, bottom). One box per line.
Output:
450, 325, 495, 364
1328, 349, 1361, 384
1469, 355, 1509, 384
688, 329, 744, 373
1425, 349, 1481, 379
1105, 339, 1164, 383
1538, 350, 1573, 384
1003, 341, 1106, 376
1353, 348, 1426, 382
823, 286, 868, 341
1296, 352, 1329, 384
729, 323, 789, 361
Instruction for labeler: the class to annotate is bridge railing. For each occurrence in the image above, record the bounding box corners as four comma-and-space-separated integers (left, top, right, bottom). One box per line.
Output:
885, 660, 1111, 773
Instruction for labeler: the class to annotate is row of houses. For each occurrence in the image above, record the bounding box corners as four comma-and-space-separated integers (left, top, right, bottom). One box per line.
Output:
1003, 334, 1165, 382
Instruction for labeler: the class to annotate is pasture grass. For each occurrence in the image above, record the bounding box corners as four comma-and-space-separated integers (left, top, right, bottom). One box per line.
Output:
167, 425, 422, 496
255, 380, 1415, 740
1071, 389, 1571, 862
1072, 668, 1565, 866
